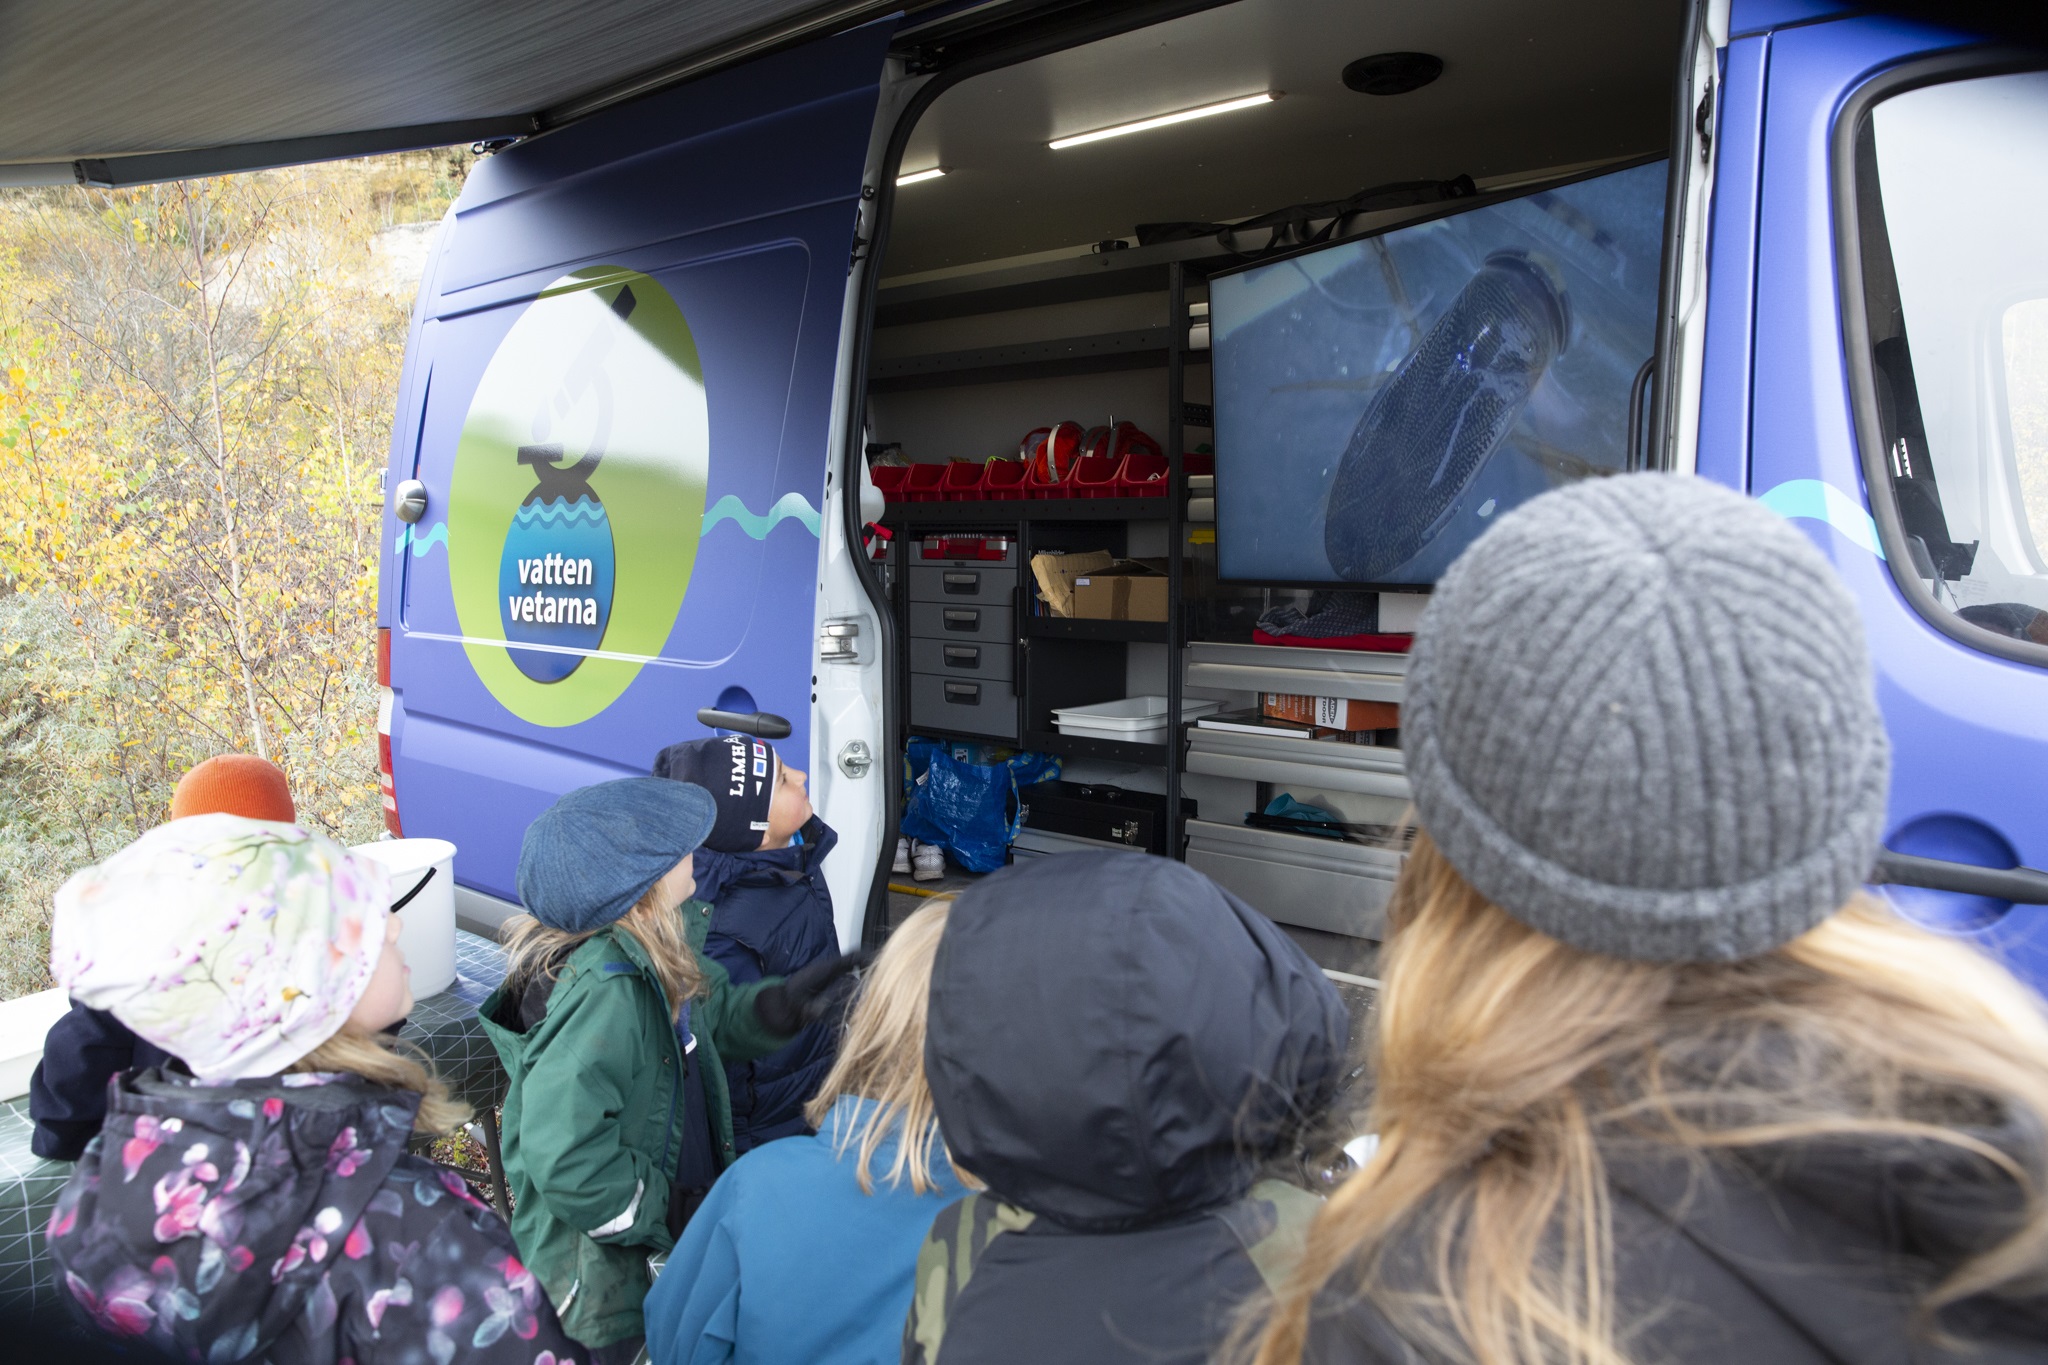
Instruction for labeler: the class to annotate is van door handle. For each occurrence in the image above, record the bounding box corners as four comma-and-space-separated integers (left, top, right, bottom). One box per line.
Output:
695, 707, 793, 740
1872, 852, 2048, 905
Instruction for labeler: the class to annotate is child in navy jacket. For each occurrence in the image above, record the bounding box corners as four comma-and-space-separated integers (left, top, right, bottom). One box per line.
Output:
653, 735, 842, 1152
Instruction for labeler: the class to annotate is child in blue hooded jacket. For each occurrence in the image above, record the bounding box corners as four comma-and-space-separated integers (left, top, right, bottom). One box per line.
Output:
644, 897, 964, 1365
653, 735, 843, 1151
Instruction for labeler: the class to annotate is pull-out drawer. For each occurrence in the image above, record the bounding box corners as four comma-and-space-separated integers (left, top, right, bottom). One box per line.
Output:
910, 637, 1014, 682
1186, 727, 1409, 800
910, 672, 1020, 741
909, 601, 1013, 644
1185, 819, 1400, 940
909, 563, 1017, 607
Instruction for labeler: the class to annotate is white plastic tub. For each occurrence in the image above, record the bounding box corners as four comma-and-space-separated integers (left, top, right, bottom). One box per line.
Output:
1051, 695, 1223, 745
351, 837, 459, 997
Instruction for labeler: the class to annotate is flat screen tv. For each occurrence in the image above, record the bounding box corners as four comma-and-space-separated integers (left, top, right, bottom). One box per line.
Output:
1209, 158, 1667, 587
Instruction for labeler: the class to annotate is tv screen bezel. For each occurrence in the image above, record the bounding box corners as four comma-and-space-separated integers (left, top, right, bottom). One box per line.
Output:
1204, 152, 1668, 592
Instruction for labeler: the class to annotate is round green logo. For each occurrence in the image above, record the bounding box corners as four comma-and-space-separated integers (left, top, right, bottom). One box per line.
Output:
448, 268, 707, 726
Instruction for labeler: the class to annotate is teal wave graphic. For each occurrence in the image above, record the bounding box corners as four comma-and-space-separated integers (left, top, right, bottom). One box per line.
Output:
1757, 479, 1885, 560
393, 521, 450, 558
517, 495, 608, 527
702, 491, 822, 540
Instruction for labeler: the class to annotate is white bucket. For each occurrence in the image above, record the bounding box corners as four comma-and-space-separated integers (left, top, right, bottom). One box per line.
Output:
351, 838, 458, 998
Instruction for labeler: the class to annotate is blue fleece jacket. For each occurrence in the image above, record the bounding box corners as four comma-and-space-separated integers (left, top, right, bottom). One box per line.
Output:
693, 815, 842, 1151
645, 1095, 966, 1365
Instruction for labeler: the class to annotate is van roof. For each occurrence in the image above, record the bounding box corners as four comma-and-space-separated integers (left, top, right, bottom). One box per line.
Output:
0, 0, 942, 187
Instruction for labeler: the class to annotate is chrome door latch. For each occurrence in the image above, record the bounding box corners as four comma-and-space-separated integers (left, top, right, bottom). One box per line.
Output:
837, 740, 873, 779
819, 619, 862, 663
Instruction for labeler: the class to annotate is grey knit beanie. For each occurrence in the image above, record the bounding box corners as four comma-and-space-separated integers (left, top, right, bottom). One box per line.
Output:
1403, 473, 1890, 963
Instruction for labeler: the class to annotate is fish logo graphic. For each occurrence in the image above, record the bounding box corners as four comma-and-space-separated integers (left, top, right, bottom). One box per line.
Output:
446, 268, 708, 727
496, 286, 635, 682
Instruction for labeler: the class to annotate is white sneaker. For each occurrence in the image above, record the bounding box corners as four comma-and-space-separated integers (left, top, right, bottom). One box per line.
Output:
912, 840, 945, 882
892, 836, 911, 875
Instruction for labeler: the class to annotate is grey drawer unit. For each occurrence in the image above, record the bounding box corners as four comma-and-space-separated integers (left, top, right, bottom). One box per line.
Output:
1185, 727, 1409, 800
911, 637, 1014, 682
910, 601, 1013, 644
1185, 641, 1405, 704
910, 563, 1015, 606
910, 671, 1020, 740
1185, 820, 1401, 940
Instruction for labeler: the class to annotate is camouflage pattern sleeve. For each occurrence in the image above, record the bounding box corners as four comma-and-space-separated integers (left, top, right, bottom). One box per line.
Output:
901, 1193, 1036, 1365
1214, 1178, 1325, 1292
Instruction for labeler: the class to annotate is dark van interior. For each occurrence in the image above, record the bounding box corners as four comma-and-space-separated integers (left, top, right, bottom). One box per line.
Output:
859, 0, 1683, 970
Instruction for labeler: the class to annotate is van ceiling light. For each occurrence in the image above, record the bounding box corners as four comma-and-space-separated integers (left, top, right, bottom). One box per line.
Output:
1048, 92, 1279, 151
896, 166, 948, 186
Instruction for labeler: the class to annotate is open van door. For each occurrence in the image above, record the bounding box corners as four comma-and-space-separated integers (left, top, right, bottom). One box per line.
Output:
377, 20, 898, 942
1691, 3, 2048, 988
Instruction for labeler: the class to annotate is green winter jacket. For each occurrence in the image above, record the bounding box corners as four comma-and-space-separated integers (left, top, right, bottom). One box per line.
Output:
478, 898, 789, 1349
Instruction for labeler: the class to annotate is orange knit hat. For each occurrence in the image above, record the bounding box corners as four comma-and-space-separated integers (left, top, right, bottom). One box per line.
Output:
169, 754, 297, 824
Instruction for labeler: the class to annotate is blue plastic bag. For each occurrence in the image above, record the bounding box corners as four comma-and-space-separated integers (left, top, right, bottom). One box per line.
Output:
900, 745, 1061, 874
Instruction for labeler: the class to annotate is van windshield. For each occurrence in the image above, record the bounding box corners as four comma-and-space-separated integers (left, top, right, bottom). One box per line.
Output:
1858, 69, 2048, 650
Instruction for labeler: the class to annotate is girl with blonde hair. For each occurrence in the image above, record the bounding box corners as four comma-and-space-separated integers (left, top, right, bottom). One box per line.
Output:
481, 778, 864, 1365
643, 897, 965, 1365
1253, 475, 2048, 1365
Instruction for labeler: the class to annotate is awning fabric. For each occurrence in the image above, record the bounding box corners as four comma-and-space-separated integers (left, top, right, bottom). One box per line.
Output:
0, 0, 911, 186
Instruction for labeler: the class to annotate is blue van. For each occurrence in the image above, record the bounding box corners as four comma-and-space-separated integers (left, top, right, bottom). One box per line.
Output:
373, 0, 2048, 984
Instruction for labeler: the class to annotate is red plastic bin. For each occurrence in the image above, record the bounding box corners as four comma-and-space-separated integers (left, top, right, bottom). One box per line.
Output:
903, 463, 947, 501
1118, 451, 1170, 496
983, 460, 1029, 499
1182, 451, 1216, 477
870, 465, 911, 502
940, 461, 986, 500
1068, 454, 1122, 497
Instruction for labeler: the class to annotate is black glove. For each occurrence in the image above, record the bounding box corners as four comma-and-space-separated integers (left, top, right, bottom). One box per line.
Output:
752, 949, 874, 1036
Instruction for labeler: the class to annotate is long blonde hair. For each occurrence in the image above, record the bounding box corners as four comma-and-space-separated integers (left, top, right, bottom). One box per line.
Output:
291, 1027, 470, 1135
501, 883, 706, 1023
1252, 831, 2048, 1365
803, 898, 952, 1194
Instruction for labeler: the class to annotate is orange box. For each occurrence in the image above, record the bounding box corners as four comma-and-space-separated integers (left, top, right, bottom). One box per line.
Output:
1261, 693, 1400, 732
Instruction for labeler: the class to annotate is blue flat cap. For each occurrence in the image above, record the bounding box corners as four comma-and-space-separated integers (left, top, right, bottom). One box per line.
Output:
517, 777, 717, 932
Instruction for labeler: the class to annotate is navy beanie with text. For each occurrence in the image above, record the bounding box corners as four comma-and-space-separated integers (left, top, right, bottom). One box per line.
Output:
653, 734, 779, 852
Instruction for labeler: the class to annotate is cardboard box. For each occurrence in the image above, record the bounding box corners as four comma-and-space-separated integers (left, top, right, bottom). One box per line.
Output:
1073, 560, 1170, 622
1030, 550, 1115, 618
1262, 692, 1400, 732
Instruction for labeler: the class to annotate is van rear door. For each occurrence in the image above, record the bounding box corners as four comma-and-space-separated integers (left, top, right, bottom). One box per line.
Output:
379, 21, 897, 925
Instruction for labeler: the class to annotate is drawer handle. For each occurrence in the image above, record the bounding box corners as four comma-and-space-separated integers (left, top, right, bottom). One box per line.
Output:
943, 646, 980, 667
943, 572, 979, 591
942, 609, 979, 630
944, 682, 981, 703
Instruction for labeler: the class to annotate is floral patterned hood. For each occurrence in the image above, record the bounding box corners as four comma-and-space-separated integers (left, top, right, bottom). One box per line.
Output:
52, 1067, 421, 1358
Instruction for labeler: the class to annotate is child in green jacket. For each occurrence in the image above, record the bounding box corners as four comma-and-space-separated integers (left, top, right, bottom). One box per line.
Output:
480, 777, 863, 1364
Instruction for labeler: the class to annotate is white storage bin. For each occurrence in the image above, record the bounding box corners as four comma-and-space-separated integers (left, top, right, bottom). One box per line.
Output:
1051, 695, 1222, 745
351, 837, 459, 997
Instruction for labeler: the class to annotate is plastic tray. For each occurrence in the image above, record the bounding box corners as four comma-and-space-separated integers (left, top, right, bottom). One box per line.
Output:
871, 465, 910, 501
903, 463, 947, 501
1118, 451, 1169, 496
1052, 695, 1224, 744
1067, 454, 1122, 498
983, 460, 1029, 499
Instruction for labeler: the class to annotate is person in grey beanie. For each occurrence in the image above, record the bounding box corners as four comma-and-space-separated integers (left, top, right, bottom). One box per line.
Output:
477, 778, 866, 1362
1248, 474, 2048, 1365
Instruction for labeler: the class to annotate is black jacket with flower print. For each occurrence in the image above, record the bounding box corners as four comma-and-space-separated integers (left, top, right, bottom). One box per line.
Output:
46, 1067, 581, 1365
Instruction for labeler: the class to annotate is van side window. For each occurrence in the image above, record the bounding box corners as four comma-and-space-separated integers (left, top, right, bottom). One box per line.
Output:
1850, 69, 2048, 660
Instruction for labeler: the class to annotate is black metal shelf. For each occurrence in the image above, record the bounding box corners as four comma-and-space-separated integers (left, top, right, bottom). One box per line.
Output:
868, 327, 1209, 393
1023, 616, 1170, 644
884, 497, 1171, 525
1025, 729, 1167, 767
874, 237, 1226, 327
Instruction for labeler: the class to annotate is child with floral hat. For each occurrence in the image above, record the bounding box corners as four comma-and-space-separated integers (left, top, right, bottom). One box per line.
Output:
33, 752, 298, 1160
44, 814, 579, 1365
